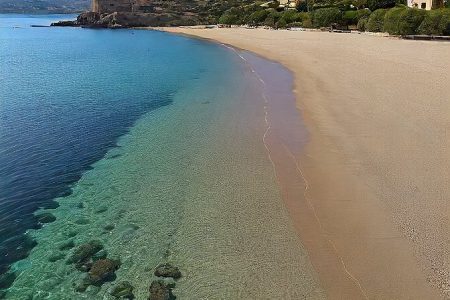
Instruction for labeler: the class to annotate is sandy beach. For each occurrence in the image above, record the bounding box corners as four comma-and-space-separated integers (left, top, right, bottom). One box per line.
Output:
160, 27, 450, 299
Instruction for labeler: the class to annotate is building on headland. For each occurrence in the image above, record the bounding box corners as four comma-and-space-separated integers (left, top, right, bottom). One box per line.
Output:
407, 0, 444, 9
279, 0, 299, 9
260, 0, 299, 10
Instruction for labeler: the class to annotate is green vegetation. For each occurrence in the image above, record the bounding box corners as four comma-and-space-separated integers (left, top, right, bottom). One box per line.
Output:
417, 8, 450, 35
382, 6, 406, 33
313, 8, 342, 27
366, 8, 386, 31
216, 0, 450, 36
396, 6, 426, 34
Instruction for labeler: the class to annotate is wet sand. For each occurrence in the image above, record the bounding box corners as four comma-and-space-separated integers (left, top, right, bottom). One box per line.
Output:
161, 27, 450, 299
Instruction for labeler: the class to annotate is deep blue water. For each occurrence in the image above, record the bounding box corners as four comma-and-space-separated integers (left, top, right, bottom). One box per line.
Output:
0, 14, 225, 290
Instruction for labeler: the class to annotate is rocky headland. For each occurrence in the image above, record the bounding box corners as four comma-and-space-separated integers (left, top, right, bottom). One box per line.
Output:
51, 0, 255, 28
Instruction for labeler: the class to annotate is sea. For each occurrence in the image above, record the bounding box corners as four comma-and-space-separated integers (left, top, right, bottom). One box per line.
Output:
0, 14, 317, 299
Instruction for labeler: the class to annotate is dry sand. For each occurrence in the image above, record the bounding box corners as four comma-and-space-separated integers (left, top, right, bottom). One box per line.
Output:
160, 27, 450, 299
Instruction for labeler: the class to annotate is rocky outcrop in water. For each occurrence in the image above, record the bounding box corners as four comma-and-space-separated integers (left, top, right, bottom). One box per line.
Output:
148, 280, 175, 300
154, 263, 181, 279
67, 240, 103, 265
109, 281, 134, 299
36, 212, 56, 224
88, 258, 120, 284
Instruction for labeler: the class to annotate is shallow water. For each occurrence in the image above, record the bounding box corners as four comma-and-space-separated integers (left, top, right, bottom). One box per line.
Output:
1, 15, 323, 299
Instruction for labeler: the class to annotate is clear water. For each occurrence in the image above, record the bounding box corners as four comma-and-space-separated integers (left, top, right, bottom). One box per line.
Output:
0, 15, 324, 299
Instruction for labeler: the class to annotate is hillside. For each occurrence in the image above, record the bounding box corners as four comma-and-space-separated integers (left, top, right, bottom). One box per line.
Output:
0, 0, 90, 13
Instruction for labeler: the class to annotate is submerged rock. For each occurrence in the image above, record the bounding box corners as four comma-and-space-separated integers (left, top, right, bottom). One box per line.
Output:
74, 277, 91, 293
88, 259, 120, 285
76, 261, 93, 272
85, 285, 101, 295
74, 217, 90, 225
48, 252, 66, 262
92, 249, 108, 261
36, 212, 56, 224
154, 263, 181, 279
148, 280, 175, 300
66, 230, 78, 238
103, 224, 115, 231
109, 281, 134, 299
0, 272, 16, 289
95, 206, 108, 214
67, 240, 103, 264
58, 240, 75, 251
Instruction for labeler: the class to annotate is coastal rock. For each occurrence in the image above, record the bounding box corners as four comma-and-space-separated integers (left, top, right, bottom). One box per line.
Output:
36, 212, 56, 224
77, 12, 100, 25
51, 20, 78, 26
67, 240, 103, 264
154, 263, 181, 279
109, 281, 134, 299
148, 280, 175, 300
88, 258, 120, 285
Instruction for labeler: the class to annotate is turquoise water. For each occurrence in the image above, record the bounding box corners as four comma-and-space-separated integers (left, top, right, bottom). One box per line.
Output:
0, 15, 324, 299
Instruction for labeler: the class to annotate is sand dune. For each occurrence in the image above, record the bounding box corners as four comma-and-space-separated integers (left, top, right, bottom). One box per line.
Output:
161, 27, 450, 299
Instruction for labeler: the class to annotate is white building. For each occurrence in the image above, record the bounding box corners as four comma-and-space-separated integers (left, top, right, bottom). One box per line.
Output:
408, 0, 443, 10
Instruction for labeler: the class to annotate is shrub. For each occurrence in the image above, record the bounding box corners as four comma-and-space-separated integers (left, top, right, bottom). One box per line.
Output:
367, 0, 396, 11
287, 21, 304, 27
218, 8, 242, 25
264, 15, 276, 27
383, 6, 406, 34
313, 7, 343, 27
343, 10, 359, 25
247, 9, 270, 25
342, 9, 370, 25
397, 7, 426, 35
280, 10, 303, 24
366, 8, 386, 31
357, 9, 372, 20
335, 0, 355, 10
298, 12, 313, 27
264, 8, 282, 27
357, 17, 368, 30
417, 8, 450, 35
276, 18, 287, 28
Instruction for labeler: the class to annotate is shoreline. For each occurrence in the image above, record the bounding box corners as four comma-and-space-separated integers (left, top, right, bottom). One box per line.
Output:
159, 27, 450, 299
3, 29, 326, 299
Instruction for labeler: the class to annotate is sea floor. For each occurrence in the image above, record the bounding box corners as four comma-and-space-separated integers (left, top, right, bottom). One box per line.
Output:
5, 46, 324, 299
